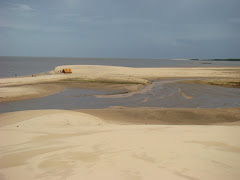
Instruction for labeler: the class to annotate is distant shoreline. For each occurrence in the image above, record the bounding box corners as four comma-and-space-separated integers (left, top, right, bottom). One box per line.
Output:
191, 58, 240, 61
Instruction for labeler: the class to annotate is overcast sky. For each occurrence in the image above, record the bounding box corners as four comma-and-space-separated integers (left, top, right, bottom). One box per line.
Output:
0, 0, 240, 58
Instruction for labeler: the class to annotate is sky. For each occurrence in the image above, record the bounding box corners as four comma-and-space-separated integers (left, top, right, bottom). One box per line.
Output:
0, 0, 240, 59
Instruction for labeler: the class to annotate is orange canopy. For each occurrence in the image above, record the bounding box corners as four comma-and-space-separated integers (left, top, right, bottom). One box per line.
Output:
62, 69, 72, 73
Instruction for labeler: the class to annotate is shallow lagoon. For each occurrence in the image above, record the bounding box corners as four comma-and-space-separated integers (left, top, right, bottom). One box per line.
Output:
1, 79, 240, 113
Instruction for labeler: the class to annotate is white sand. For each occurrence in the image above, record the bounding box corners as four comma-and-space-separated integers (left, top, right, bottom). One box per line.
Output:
0, 109, 240, 180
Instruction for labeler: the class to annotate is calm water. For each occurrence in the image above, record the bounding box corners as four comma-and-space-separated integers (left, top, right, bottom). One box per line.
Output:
1, 80, 240, 113
1, 56, 240, 77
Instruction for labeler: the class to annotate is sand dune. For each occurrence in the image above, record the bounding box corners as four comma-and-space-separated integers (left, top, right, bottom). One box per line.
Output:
0, 109, 240, 180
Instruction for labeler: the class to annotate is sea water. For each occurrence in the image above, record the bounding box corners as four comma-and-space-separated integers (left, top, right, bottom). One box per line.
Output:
1, 56, 240, 78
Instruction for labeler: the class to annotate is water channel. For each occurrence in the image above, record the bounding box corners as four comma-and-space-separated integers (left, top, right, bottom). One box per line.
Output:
1, 79, 240, 113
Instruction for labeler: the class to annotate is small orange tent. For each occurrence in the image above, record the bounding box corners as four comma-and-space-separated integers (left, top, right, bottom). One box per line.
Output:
62, 69, 72, 73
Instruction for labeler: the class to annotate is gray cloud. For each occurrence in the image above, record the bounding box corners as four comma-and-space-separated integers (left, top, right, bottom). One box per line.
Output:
3, 2, 34, 12
0, 0, 240, 58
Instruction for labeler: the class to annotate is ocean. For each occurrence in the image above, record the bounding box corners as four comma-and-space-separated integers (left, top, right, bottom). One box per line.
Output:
1, 56, 240, 78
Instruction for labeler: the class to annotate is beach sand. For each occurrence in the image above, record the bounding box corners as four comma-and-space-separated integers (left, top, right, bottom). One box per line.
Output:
0, 109, 240, 180
1, 65, 240, 179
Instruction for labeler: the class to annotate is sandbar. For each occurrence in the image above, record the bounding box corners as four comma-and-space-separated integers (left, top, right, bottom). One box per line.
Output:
1, 65, 240, 102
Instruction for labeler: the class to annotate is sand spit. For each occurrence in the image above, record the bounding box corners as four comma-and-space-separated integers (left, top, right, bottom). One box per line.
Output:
1, 65, 240, 102
0, 109, 240, 180
0, 84, 64, 102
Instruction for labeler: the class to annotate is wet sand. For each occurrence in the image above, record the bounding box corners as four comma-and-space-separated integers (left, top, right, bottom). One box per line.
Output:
1, 107, 239, 127
78, 107, 240, 125
0, 82, 140, 103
